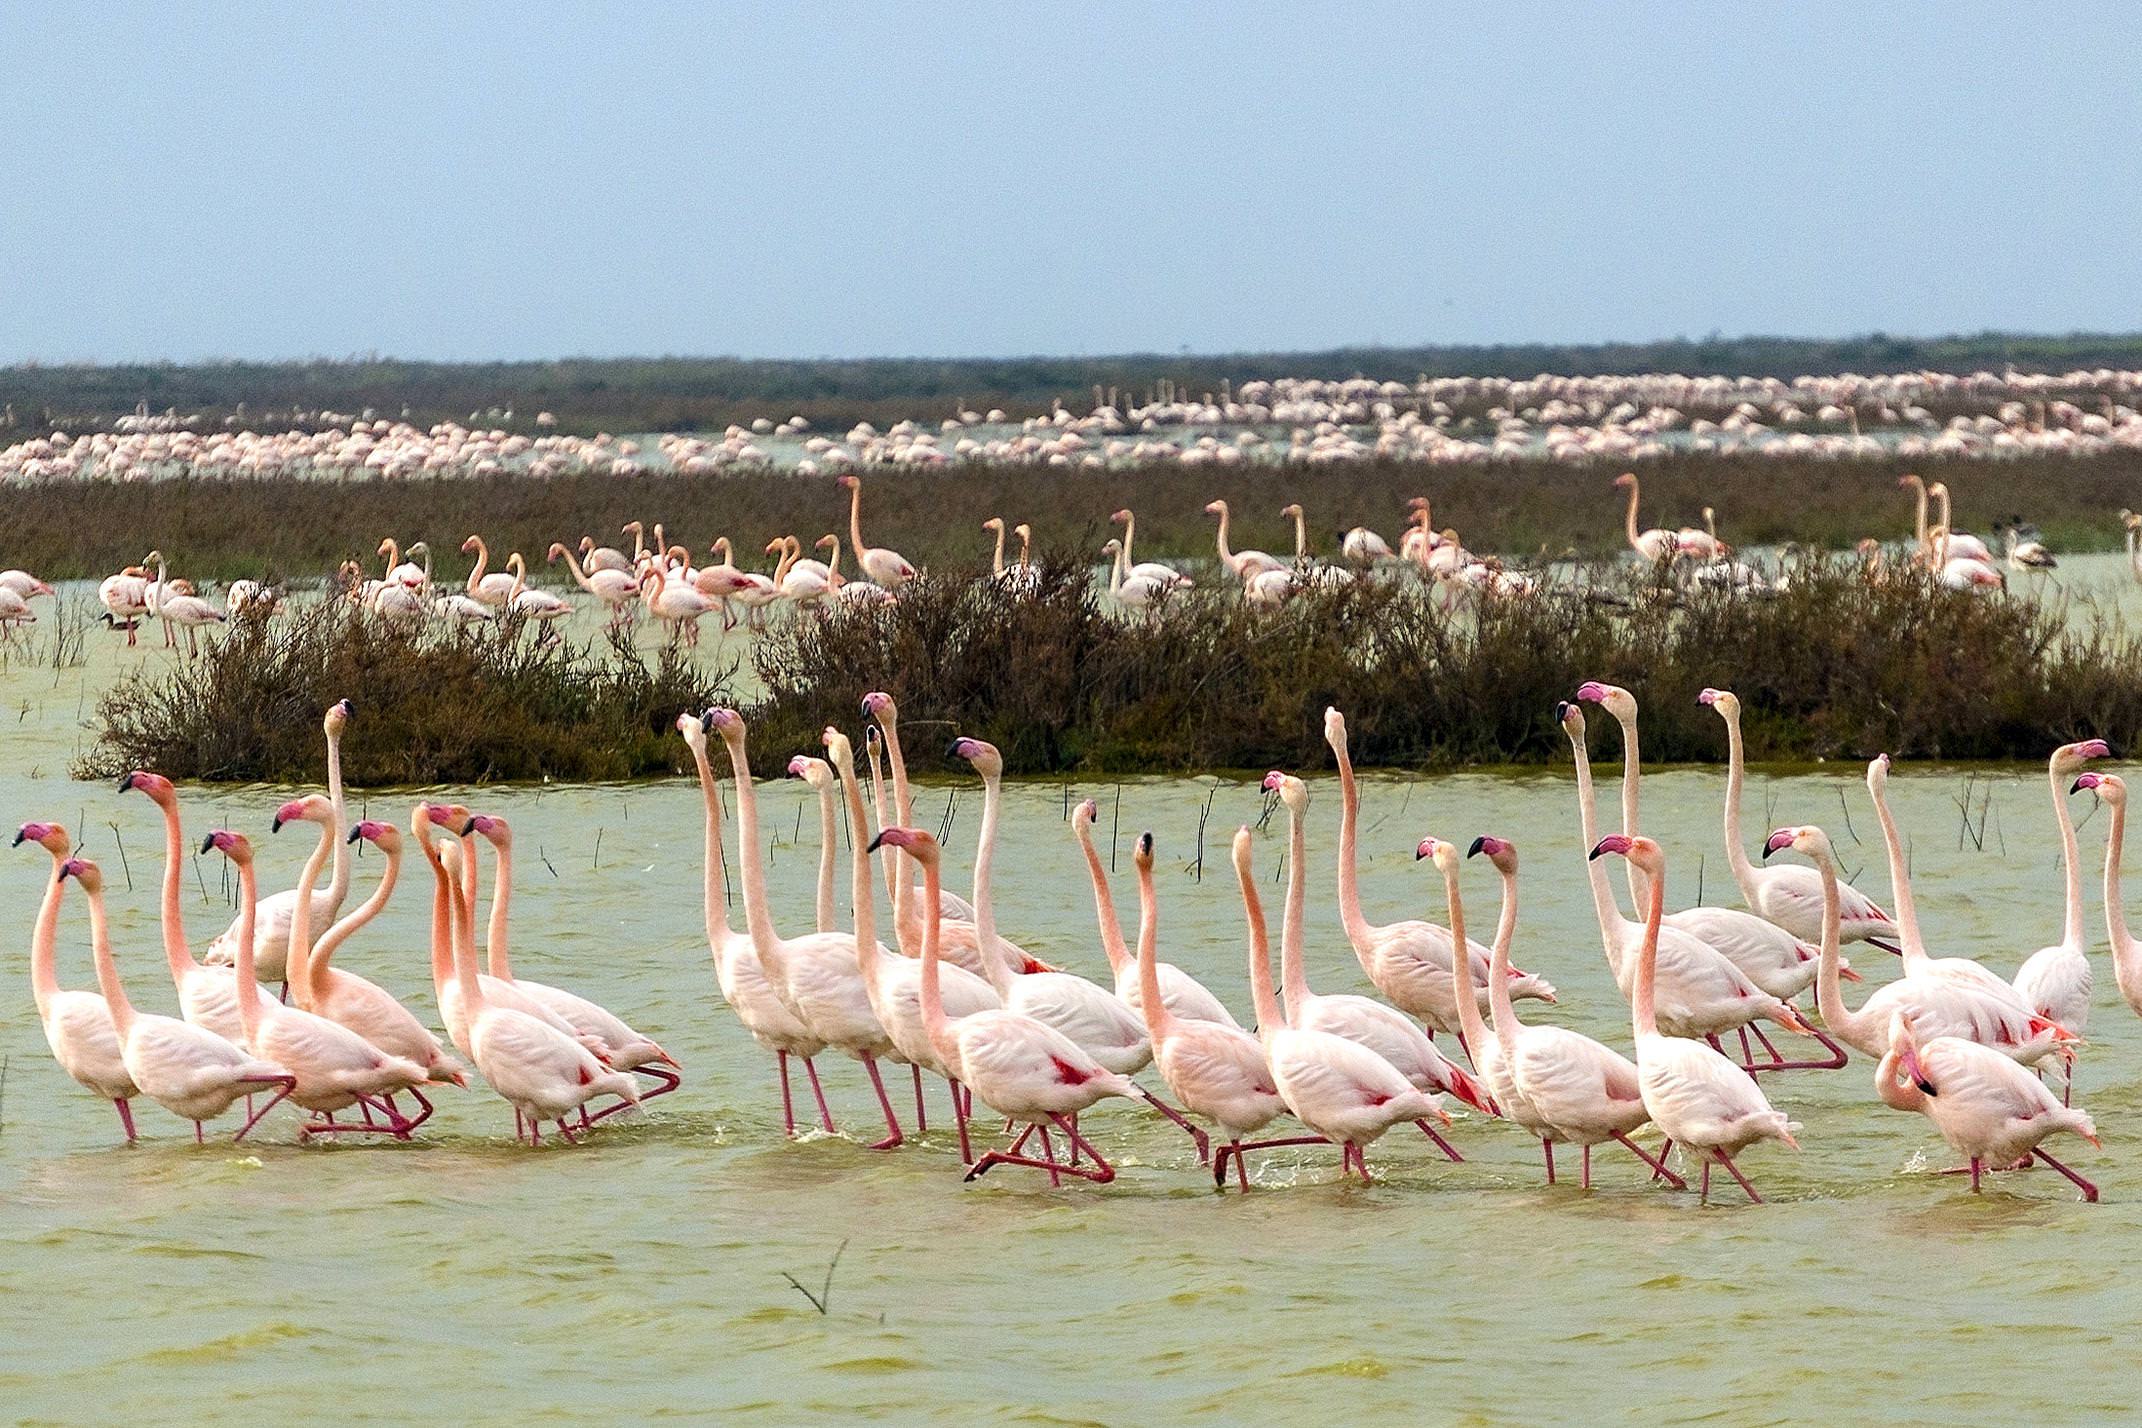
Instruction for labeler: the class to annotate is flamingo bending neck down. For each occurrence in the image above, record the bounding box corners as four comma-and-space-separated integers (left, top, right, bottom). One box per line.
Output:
15, 822, 139, 1138
885, 824, 1138, 1185
1593, 834, 1801, 1204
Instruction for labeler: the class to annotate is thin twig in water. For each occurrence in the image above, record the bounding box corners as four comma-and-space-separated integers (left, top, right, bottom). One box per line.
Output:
593, 827, 603, 870
108, 821, 132, 893
1837, 785, 1859, 845
540, 847, 559, 879
938, 788, 958, 844
0, 1053, 9, 1134
1110, 783, 1122, 873
780, 1238, 848, 1315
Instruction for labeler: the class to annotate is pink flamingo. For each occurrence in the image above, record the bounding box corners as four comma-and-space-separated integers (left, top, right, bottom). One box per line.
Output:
15, 823, 138, 1137
1067, 799, 1235, 1025
2076, 773, 2142, 1018
206, 699, 353, 984
839, 475, 917, 587
2012, 741, 2107, 1098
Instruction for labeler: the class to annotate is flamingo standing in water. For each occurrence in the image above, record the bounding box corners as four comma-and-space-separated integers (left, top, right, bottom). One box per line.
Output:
207, 699, 353, 984
679, 712, 835, 1136
15, 823, 138, 1138
1124, 832, 1305, 1190
1445, 835, 1683, 1189
1203, 499, 1285, 579
98, 564, 149, 644
1069, 797, 1240, 1026
1267, 773, 1489, 1156
61, 857, 295, 1143
549, 541, 639, 627
2076, 773, 2142, 1019
1231, 827, 1441, 1184
882, 825, 1138, 1185
838, 474, 917, 587
2011, 742, 2107, 1096
1613, 473, 1677, 562
459, 535, 517, 607
1699, 688, 1898, 951
710, 707, 906, 1148
1325, 707, 1554, 1038
1875, 1009, 2100, 1201
1592, 834, 1801, 1204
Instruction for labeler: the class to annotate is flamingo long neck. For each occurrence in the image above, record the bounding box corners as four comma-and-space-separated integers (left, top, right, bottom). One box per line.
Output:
1910, 482, 1928, 549
876, 712, 917, 940
1442, 861, 1491, 1053
1485, 862, 1523, 1043
2104, 799, 2140, 991
972, 769, 1009, 991
1809, 845, 1866, 1047
1630, 863, 1662, 1039
1290, 509, 1307, 560
444, 851, 486, 1012
1106, 542, 1125, 598
29, 851, 65, 1019
82, 883, 136, 1033
1873, 1046, 1929, 1116
1134, 853, 1177, 1038
1934, 486, 1953, 537
833, 749, 888, 992
1569, 732, 1632, 954
310, 843, 399, 986
1331, 730, 1376, 950
323, 725, 350, 919
1279, 803, 1311, 1023
1868, 771, 1929, 967
629, 525, 646, 561
1075, 818, 1131, 976
484, 837, 517, 979
560, 544, 595, 590
718, 729, 791, 987
1239, 858, 1284, 1045
232, 859, 263, 1046
1212, 504, 1236, 566
824, 535, 844, 583
422, 843, 458, 1008
2050, 758, 2086, 951
153, 796, 200, 983
1610, 708, 1647, 907
917, 851, 947, 1044
1623, 480, 1644, 549
285, 821, 335, 1009
686, 738, 734, 942
989, 524, 1006, 577
507, 555, 526, 603
465, 538, 488, 595
805, 782, 836, 936
848, 483, 868, 562
1120, 512, 1138, 567
1718, 704, 1760, 903
863, 735, 906, 953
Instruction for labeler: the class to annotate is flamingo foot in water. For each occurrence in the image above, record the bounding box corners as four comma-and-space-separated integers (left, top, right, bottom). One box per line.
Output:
861, 1057, 904, 1150
1543, 1138, 1556, 1184
1699, 1149, 1763, 1205
965, 1115, 1116, 1185
803, 1056, 837, 1134
777, 1051, 797, 1137
1213, 1134, 1328, 1191
114, 1097, 138, 1143
2032, 1148, 2099, 1202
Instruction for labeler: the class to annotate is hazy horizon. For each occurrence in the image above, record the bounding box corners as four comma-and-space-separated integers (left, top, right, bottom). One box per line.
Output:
5, 2, 2138, 366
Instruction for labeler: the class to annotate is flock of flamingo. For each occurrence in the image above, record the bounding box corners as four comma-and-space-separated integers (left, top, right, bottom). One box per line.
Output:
0, 463, 2113, 651
13, 674, 2128, 1205
9, 367, 2142, 482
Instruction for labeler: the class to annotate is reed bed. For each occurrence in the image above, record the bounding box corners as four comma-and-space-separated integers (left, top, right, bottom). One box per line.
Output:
8, 448, 2137, 585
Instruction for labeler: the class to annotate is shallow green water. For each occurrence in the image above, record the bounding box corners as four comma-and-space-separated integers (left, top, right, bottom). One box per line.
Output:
4, 561, 2142, 1425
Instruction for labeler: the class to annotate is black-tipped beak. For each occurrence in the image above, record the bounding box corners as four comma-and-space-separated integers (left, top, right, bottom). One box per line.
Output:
10, 830, 26, 847
1138, 831, 1153, 855
2071, 776, 2093, 794
1586, 844, 1607, 861
117, 773, 138, 792
458, 819, 476, 836
198, 834, 218, 854
1554, 701, 1572, 722
340, 698, 356, 717
1466, 836, 1486, 858
346, 827, 364, 843
270, 817, 286, 834
945, 740, 965, 758
866, 832, 886, 853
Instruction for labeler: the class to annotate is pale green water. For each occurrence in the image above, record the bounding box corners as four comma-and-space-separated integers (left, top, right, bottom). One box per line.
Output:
3, 562, 2141, 1425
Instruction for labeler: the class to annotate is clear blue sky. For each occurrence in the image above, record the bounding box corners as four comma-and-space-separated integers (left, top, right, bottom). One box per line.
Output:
2, 2, 2136, 364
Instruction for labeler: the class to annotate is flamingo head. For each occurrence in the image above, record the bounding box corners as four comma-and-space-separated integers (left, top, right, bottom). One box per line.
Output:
1134, 830, 1154, 870
1101, 538, 1122, 557
459, 536, 480, 555
1587, 834, 1637, 862
1280, 503, 1302, 519
2054, 739, 2112, 773
1696, 687, 1738, 716
57, 856, 104, 891
982, 516, 1003, 533
1888, 1012, 1934, 1093
819, 727, 853, 769
866, 826, 937, 864
1203, 500, 1227, 517
1466, 835, 1518, 875
1574, 681, 1633, 720
1763, 825, 1830, 861
1323, 706, 1347, 747
349, 820, 400, 852
1073, 798, 1099, 830
117, 770, 174, 802
675, 711, 705, 746
1263, 771, 1307, 810
324, 697, 353, 735
837, 474, 859, 490
547, 542, 568, 562
1109, 509, 1131, 524
271, 794, 332, 832
1555, 700, 1585, 736
705, 707, 743, 739
1414, 836, 1458, 874
947, 737, 1000, 776
861, 691, 894, 722
1612, 472, 1636, 490
14, 821, 67, 854
467, 813, 509, 847
200, 829, 251, 863
786, 755, 833, 790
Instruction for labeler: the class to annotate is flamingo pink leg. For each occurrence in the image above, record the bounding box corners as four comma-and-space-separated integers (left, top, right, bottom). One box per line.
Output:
114, 1098, 138, 1143
1543, 1139, 1556, 1184
232, 1079, 296, 1142
553, 1118, 579, 1144
1416, 1119, 1464, 1163
910, 1064, 928, 1134
1214, 1134, 1329, 1190
803, 1057, 837, 1133
2032, 1148, 2098, 1202
1614, 1131, 1687, 1189
860, 1056, 903, 1150
949, 1078, 973, 1163
777, 1051, 797, 1137
1581, 1144, 1591, 1188
1137, 1087, 1210, 1163
1711, 1149, 1762, 1204
1034, 1124, 1063, 1187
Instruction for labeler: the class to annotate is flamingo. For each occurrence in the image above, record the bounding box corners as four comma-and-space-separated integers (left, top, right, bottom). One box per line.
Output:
206, 699, 353, 984
1124, 831, 1302, 1190
1675, 506, 1726, 563
2123, 511, 2142, 584
639, 565, 711, 647
0, 586, 35, 642
939, 738, 1059, 979
2003, 522, 2057, 572
788, 754, 842, 935
1102, 539, 1184, 611
380, 538, 427, 589
1230, 826, 1442, 1184
861, 692, 979, 930
14, 823, 138, 1138
60, 856, 294, 1143
118, 770, 279, 1044
1069, 798, 1238, 1026
1325, 707, 1554, 1035
505, 556, 572, 642
1764, 823, 2060, 1060
1927, 482, 1992, 565
1279, 504, 1349, 588
1203, 499, 1285, 579
201, 829, 432, 1139
1107, 508, 1191, 587
838, 474, 917, 586
1592, 834, 1801, 1204
1613, 473, 1677, 562
1699, 688, 1898, 950
775, 536, 837, 606
880, 825, 1138, 1185
1267, 774, 1491, 1152
0, 568, 52, 601
2011, 743, 2107, 1082
467, 812, 679, 1109
1446, 835, 1683, 1189
822, 728, 999, 1156
155, 581, 226, 658
98, 563, 149, 644
460, 535, 517, 607
2077, 773, 2142, 1019
709, 707, 906, 1148
820, 534, 893, 607
1579, 681, 1846, 1024
1557, 703, 1821, 1059
678, 712, 835, 1136
416, 823, 638, 1144
1876, 1009, 2099, 1201
581, 532, 632, 574
274, 800, 466, 1100
1339, 525, 1395, 566
550, 541, 639, 626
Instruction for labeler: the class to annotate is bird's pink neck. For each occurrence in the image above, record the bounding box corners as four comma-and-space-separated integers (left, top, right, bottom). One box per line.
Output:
1075, 819, 1132, 977
1442, 860, 1491, 1052
1807, 845, 1865, 1047
1485, 863, 1523, 1045
1240, 862, 1285, 1040
153, 797, 199, 983
1569, 730, 1633, 955
1867, 773, 1928, 966
83, 883, 136, 1033
231, 861, 263, 1045
2105, 800, 2138, 984
1330, 732, 1376, 951
687, 740, 734, 942
285, 819, 336, 1008
1717, 705, 1760, 900
971, 770, 1011, 994
1279, 803, 1311, 1023
311, 844, 399, 989
2050, 756, 2087, 952
1134, 854, 1175, 1038
1630, 864, 1662, 1039
718, 729, 790, 984
29, 851, 65, 1019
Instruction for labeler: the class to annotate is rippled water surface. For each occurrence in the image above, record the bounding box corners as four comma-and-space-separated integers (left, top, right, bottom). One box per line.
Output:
4, 559, 2142, 1424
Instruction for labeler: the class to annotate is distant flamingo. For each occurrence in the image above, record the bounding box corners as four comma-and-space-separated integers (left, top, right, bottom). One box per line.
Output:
885, 824, 1138, 1185
1876, 1009, 2099, 1201
1107, 508, 1191, 588
1203, 499, 1285, 579
1592, 834, 1801, 1204
639, 564, 711, 647
1613, 473, 1677, 561
62, 857, 294, 1143
839, 474, 917, 586
98, 563, 149, 644
460, 535, 517, 607
678, 712, 834, 1136
14, 823, 138, 1138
